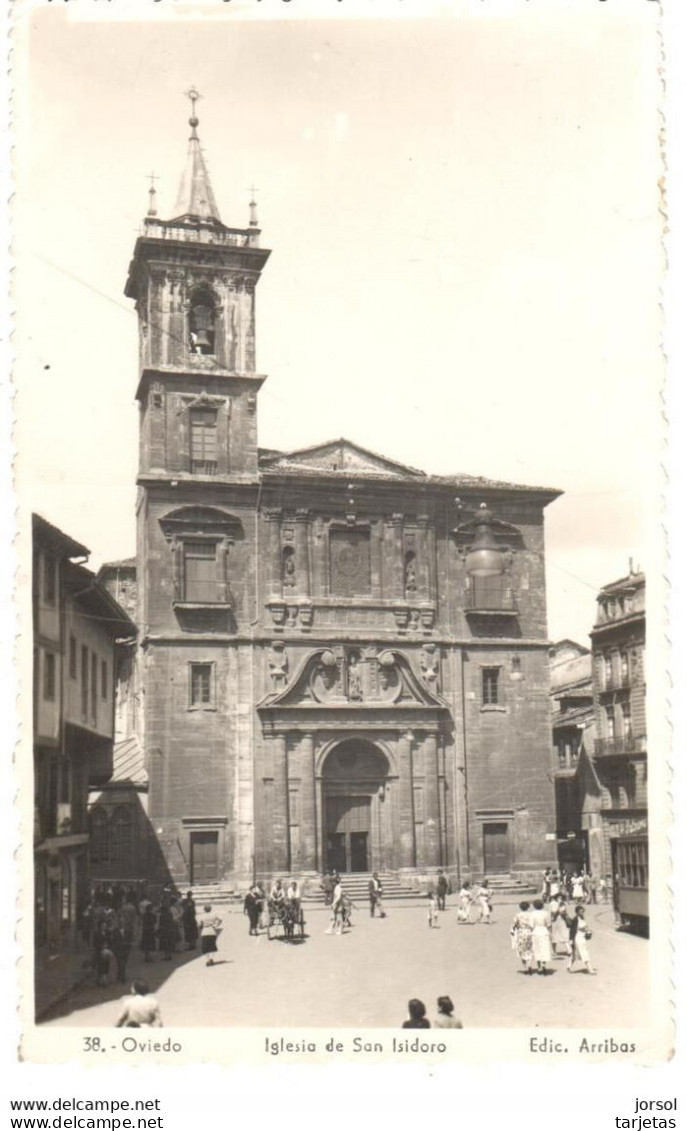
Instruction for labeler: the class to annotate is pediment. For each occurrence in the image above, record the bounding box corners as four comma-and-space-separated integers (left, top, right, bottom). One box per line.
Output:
259, 438, 426, 480
259, 646, 447, 711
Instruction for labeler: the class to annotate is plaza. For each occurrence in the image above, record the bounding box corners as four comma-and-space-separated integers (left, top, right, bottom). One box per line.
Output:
41, 897, 648, 1031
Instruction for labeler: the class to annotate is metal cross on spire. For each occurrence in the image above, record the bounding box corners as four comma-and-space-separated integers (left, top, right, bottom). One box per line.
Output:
147, 171, 159, 217
248, 183, 259, 228
185, 85, 202, 137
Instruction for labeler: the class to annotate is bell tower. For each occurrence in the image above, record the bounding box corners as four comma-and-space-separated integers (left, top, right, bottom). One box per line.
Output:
125, 88, 271, 481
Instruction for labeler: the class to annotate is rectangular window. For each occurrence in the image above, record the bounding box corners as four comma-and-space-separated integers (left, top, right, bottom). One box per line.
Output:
190, 407, 218, 475
620, 652, 629, 683
91, 653, 98, 723
81, 645, 89, 720
184, 541, 218, 603
621, 702, 632, 738
101, 659, 108, 700
482, 667, 501, 706
43, 651, 56, 701
604, 655, 612, 686
44, 555, 56, 605
606, 705, 615, 739
190, 663, 213, 708
69, 635, 77, 680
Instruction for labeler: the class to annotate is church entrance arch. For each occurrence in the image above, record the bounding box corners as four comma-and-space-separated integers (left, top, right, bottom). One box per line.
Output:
322, 740, 390, 874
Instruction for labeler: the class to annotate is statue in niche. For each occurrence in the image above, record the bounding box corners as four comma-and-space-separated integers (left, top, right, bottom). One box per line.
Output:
420, 643, 439, 687
282, 546, 296, 589
404, 551, 417, 597
347, 651, 364, 701
268, 642, 288, 691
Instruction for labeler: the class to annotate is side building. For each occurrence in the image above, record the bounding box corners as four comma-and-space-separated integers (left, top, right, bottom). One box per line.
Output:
33, 515, 136, 953
115, 99, 562, 891
549, 640, 596, 873
588, 568, 647, 876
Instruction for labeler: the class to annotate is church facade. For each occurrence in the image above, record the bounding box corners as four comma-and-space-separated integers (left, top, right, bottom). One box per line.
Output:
122, 99, 560, 888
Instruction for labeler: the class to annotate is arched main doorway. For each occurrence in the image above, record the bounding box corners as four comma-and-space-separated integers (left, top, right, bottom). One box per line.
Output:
322, 739, 390, 873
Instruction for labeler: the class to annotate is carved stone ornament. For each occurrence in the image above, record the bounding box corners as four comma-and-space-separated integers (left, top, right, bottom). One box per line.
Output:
268, 641, 288, 691
299, 603, 314, 628
267, 600, 287, 626
286, 605, 299, 628
420, 643, 439, 687
393, 607, 409, 631
420, 606, 435, 631
408, 609, 421, 632
310, 650, 343, 702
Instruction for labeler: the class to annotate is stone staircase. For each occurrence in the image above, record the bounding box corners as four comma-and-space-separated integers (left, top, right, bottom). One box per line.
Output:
303, 873, 425, 905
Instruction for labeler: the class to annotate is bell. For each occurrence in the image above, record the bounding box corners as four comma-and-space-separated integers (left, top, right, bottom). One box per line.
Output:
465, 507, 504, 578
193, 328, 211, 349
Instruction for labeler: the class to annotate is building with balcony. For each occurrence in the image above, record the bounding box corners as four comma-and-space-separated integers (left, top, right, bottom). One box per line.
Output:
587, 568, 647, 875
33, 515, 136, 954
549, 640, 596, 871
115, 95, 562, 890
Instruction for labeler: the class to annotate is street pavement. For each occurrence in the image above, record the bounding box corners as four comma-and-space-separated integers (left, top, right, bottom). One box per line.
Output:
41, 898, 648, 1030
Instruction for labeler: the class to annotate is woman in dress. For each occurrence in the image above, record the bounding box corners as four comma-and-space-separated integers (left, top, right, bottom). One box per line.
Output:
197, 903, 223, 967
530, 898, 553, 975
550, 893, 572, 958
567, 905, 597, 974
572, 873, 585, 903
510, 901, 534, 974
474, 881, 492, 925
433, 995, 463, 1029
456, 882, 473, 925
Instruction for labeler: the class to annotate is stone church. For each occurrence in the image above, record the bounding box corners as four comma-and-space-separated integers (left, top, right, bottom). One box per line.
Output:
117, 96, 560, 888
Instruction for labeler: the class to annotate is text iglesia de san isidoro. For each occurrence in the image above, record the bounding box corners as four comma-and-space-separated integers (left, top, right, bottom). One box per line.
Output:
112, 90, 562, 890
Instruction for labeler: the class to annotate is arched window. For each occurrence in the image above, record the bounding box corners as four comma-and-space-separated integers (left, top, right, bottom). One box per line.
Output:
189, 289, 216, 355
110, 806, 133, 875
90, 807, 109, 865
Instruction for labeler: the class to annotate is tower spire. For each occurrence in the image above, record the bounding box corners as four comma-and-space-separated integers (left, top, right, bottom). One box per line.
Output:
173, 86, 221, 223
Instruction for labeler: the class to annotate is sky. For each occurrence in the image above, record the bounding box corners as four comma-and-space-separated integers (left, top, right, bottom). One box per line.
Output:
14, 0, 663, 644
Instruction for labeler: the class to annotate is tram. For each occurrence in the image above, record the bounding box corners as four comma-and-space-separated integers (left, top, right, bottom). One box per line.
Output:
611, 833, 649, 937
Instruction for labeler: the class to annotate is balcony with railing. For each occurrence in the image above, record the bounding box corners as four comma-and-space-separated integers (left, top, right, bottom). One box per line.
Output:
465, 580, 518, 616
142, 216, 260, 248
594, 733, 647, 758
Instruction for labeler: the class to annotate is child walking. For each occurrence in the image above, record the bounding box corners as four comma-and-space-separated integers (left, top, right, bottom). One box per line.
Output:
427, 891, 439, 928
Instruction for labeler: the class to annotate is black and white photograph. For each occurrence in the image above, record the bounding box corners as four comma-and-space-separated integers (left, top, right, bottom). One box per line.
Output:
10, 0, 671, 1060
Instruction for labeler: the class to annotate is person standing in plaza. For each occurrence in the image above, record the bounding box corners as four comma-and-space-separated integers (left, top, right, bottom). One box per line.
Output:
197, 903, 223, 967
433, 996, 463, 1028
427, 891, 439, 928
369, 873, 385, 917
326, 877, 344, 934
436, 870, 449, 911
530, 899, 553, 975
474, 880, 492, 924
110, 917, 132, 984
244, 886, 260, 936
157, 903, 176, 961
456, 881, 473, 924
181, 891, 198, 950
567, 905, 596, 975
510, 901, 534, 974
140, 904, 157, 963
550, 892, 572, 958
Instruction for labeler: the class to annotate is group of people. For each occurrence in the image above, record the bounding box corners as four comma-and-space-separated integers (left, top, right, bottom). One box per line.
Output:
82, 885, 216, 985
510, 897, 596, 976
542, 868, 609, 905
455, 880, 493, 925
402, 996, 462, 1029
243, 878, 302, 935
